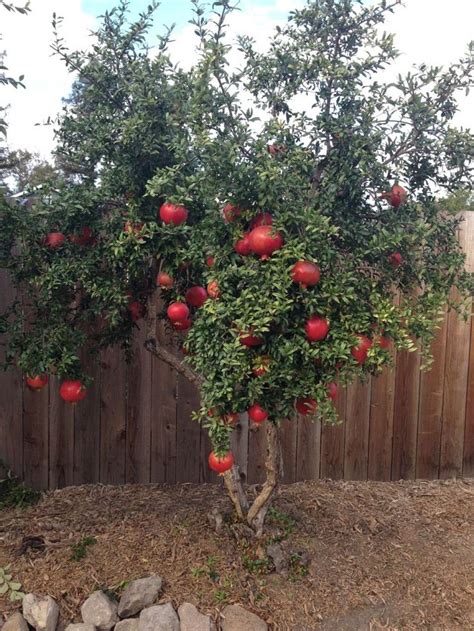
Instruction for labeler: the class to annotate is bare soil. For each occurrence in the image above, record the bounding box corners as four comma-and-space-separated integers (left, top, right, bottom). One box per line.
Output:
0, 479, 473, 630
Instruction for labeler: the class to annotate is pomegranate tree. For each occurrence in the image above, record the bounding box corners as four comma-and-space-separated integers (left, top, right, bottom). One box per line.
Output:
1, 0, 473, 536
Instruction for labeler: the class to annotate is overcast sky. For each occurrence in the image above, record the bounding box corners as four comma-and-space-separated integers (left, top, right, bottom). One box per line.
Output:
2, 0, 473, 158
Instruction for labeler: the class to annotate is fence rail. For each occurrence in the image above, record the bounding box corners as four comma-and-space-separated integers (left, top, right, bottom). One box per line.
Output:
1, 213, 473, 489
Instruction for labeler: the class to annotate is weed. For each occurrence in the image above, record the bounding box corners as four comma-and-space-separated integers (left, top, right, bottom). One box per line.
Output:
266, 506, 296, 543
191, 555, 219, 582
242, 554, 271, 575
71, 536, 97, 561
0, 565, 25, 602
0, 466, 41, 510
289, 552, 309, 579
213, 588, 229, 605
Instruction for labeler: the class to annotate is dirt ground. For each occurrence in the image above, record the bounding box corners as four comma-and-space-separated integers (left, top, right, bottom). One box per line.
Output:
0, 479, 473, 630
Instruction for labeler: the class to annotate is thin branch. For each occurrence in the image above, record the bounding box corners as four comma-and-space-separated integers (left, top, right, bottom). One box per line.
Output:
144, 296, 203, 386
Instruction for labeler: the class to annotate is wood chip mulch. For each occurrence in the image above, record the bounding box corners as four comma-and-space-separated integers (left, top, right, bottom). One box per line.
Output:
0, 479, 473, 630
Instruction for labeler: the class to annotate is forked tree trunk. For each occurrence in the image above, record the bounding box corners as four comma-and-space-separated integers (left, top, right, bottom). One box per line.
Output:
224, 421, 281, 537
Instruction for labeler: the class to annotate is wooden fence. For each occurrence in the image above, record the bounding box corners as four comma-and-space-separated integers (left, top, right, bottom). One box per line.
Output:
1, 213, 473, 490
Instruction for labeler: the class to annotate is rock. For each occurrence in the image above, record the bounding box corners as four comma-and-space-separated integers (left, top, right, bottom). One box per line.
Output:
266, 542, 289, 574
138, 603, 179, 631
81, 591, 118, 630
115, 621, 139, 631
23, 594, 59, 631
1, 612, 29, 631
65, 625, 96, 631
220, 605, 267, 631
117, 576, 163, 618
178, 603, 215, 631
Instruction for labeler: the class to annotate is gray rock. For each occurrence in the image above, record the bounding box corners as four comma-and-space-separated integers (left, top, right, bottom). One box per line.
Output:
220, 605, 267, 631
115, 621, 139, 631
81, 591, 118, 630
65, 625, 96, 631
23, 594, 59, 631
1, 612, 29, 631
138, 604, 179, 631
266, 542, 289, 574
178, 603, 215, 631
117, 576, 162, 618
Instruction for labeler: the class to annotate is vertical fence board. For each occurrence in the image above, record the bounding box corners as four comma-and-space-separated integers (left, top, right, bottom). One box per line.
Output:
175, 372, 201, 483
344, 379, 371, 480
151, 315, 178, 484
368, 362, 397, 481
440, 214, 473, 478
23, 386, 49, 489
0, 271, 23, 478
100, 346, 126, 485
416, 316, 448, 479
126, 325, 152, 483
73, 354, 101, 485
280, 418, 298, 483
320, 386, 346, 479
463, 310, 474, 476
247, 423, 267, 484
48, 375, 74, 488
392, 348, 421, 479
296, 416, 321, 481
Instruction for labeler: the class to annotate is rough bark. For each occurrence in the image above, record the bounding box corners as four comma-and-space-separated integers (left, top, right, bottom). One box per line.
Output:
246, 421, 281, 536
223, 464, 249, 521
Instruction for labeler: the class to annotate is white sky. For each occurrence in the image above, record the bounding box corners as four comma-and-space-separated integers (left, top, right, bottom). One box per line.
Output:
2, 0, 473, 158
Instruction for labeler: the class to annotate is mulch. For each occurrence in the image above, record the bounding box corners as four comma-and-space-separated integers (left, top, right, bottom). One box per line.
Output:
0, 479, 473, 630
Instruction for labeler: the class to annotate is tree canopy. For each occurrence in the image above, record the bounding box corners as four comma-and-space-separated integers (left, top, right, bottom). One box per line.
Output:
1, 1, 473, 527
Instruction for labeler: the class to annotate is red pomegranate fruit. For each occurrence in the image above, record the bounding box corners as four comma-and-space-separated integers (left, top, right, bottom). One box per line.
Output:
172, 319, 192, 331
305, 316, 330, 342
388, 252, 403, 267
60, 380, 87, 403
381, 184, 407, 208
157, 272, 173, 288
70, 226, 94, 246
295, 397, 318, 415
207, 280, 220, 299
250, 212, 273, 228
206, 256, 215, 267
167, 302, 190, 322
351, 335, 373, 364
208, 450, 234, 474
222, 203, 241, 223
291, 261, 321, 288
248, 225, 284, 260
123, 220, 144, 234
26, 374, 48, 391
248, 404, 269, 424
221, 412, 239, 426
234, 233, 252, 256
239, 331, 264, 347
159, 202, 188, 226
185, 286, 208, 308
43, 232, 65, 248
378, 335, 391, 350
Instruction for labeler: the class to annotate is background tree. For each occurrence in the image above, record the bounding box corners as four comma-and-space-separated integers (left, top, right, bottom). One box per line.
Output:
1, 0, 473, 536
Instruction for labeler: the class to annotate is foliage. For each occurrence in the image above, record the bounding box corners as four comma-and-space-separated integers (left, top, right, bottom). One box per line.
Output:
0, 565, 25, 602
3, 149, 58, 194
0, 0, 473, 464
0, 465, 41, 509
70, 536, 97, 561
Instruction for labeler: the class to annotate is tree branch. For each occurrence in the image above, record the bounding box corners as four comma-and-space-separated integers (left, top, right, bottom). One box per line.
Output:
246, 421, 281, 537
223, 464, 249, 521
144, 296, 203, 387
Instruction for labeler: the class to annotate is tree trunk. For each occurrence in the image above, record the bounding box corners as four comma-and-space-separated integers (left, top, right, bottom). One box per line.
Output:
223, 421, 282, 537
